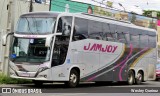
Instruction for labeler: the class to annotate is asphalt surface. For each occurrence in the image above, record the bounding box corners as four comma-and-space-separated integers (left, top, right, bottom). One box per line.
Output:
0, 80, 160, 96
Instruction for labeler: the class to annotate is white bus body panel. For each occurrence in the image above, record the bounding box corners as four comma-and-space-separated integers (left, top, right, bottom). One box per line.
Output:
68, 39, 124, 79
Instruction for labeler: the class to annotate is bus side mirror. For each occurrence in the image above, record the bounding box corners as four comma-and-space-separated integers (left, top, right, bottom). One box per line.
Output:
45, 33, 62, 47
2, 32, 14, 46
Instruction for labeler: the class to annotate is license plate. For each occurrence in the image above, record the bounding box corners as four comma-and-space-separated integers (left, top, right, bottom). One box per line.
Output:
21, 72, 30, 77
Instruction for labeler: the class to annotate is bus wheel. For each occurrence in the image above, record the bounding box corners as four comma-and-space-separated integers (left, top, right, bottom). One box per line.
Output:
135, 71, 143, 85
127, 70, 134, 85
65, 69, 79, 88
155, 78, 159, 81
32, 80, 43, 86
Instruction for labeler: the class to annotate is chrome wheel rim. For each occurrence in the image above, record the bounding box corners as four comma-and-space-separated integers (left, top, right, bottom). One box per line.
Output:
70, 73, 77, 83
128, 74, 133, 83
137, 73, 142, 81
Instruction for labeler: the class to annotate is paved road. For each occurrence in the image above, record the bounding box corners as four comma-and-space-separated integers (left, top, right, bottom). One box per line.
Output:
0, 80, 160, 96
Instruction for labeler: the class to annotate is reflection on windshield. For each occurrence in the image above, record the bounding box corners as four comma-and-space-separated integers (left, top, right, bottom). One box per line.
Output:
10, 37, 51, 63
16, 17, 56, 34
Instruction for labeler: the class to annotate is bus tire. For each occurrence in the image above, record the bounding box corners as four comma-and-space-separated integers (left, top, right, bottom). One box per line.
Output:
32, 80, 43, 86
135, 71, 143, 85
65, 69, 79, 88
127, 70, 134, 85
155, 78, 159, 81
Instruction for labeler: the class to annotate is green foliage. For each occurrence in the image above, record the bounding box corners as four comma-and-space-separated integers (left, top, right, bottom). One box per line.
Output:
106, 1, 113, 8
94, 6, 112, 17
0, 73, 32, 84
143, 10, 160, 19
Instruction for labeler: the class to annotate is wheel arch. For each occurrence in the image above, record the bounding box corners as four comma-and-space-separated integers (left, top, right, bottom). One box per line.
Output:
137, 70, 144, 81
69, 66, 80, 78
127, 69, 135, 85
65, 66, 80, 87
129, 69, 135, 77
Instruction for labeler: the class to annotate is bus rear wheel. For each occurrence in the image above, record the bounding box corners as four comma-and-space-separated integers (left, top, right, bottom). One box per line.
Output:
127, 70, 135, 85
135, 71, 143, 85
65, 69, 79, 88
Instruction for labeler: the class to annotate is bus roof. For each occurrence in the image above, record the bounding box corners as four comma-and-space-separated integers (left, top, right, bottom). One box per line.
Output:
58, 12, 156, 33
20, 11, 61, 18
20, 11, 157, 34
83, 13, 156, 32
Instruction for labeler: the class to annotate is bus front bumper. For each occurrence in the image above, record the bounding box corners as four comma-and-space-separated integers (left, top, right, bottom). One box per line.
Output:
9, 68, 50, 81
10, 75, 48, 81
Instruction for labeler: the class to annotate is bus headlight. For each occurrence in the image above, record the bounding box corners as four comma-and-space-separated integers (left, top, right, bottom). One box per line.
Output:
37, 67, 49, 73
35, 67, 49, 77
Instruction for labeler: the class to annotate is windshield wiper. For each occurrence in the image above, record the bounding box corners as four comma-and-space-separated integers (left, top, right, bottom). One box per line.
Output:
25, 17, 34, 34
27, 56, 44, 63
12, 56, 25, 62
33, 18, 39, 35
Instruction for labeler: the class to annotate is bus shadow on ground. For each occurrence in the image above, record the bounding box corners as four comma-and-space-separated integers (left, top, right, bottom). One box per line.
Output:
20, 81, 150, 89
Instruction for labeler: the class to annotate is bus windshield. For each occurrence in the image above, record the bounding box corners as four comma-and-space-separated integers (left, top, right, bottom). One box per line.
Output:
10, 37, 51, 63
15, 17, 56, 34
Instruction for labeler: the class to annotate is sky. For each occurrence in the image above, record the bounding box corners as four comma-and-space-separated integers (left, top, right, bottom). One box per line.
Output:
71, 0, 160, 15
110, 0, 160, 10
108, 0, 160, 14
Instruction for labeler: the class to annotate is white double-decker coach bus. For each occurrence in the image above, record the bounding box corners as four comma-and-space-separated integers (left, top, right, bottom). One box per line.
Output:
2, 12, 157, 87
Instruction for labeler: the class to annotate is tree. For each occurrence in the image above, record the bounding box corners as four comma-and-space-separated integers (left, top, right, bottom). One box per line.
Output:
106, 1, 113, 8
143, 10, 160, 19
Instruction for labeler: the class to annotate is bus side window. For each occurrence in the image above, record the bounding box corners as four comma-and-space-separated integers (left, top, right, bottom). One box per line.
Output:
116, 25, 130, 44
57, 16, 72, 34
130, 28, 140, 48
51, 36, 69, 66
72, 17, 88, 41
117, 32, 126, 43
140, 34, 148, 48
57, 18, 62, 32
88, 20, 103, 40
63, 23, 71, 36
104, 33, 115, 41
103, 23, 116, 42
148, 31, 156, 48
52, 16, 72, 67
